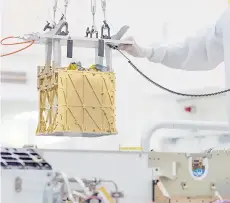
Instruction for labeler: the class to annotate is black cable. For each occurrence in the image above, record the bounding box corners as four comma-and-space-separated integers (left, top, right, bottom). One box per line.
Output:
108, 44, 230, 97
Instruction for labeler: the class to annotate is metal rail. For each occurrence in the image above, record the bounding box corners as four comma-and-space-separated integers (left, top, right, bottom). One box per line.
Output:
141, 120, 230, 152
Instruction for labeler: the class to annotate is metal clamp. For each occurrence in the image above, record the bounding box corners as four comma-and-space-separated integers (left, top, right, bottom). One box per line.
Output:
85, 27, 90, 37
101, 20, 110, 39
90, 26, 99, 38
57, 15, 69, 36
43, 17, 69, 36
43, 21, 54, 31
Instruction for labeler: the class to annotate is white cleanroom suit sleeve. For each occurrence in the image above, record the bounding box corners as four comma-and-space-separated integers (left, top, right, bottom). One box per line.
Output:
147, 23, 224, 71
219, 8, 230, 127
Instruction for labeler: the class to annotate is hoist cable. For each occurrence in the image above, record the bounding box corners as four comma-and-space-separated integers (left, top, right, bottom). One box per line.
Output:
91, 0, 97, 32
91, 0, 96, 15
101, 0, 107, 21
109, 44, 230, 97
63, 0, 69, 20
53, 0, 58, 25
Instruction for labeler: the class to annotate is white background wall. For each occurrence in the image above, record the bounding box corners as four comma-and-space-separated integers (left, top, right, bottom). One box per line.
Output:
1, 0, 229, 150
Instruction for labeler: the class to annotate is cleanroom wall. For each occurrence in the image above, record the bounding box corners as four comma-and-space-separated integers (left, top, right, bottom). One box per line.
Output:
0, 0, 228, 149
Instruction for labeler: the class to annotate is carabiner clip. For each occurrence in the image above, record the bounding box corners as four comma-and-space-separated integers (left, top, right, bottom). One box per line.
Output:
85, 27, 90, 37
101, 20, 110, 39
90, 26, 99, 38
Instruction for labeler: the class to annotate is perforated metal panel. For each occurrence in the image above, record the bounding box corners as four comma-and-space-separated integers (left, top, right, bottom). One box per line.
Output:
1, 147, 52, 170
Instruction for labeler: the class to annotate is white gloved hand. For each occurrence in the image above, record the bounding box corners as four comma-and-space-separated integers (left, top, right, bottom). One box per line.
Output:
119, 36, 153, 58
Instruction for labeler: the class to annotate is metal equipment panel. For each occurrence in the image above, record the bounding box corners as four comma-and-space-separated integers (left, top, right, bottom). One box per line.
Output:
36, 66, 117, 136
1, 147, 52, 170
40, 149, 152, 203
148, 150, 230, 200
1, 147, 53, 203
1, 170, 52, 203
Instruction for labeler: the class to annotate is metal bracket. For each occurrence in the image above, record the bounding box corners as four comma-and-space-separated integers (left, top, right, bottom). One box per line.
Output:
67, 38, 73, 58
45, 19, 69, 36
141, 121, 230, 201
95, 39, 105, 66
98, 39, 104, 57
44, 20, 69, 67
45, 41, 53, 66
111, 191, 124, 198
111, 25, 129, 40
105, 45, 112, 71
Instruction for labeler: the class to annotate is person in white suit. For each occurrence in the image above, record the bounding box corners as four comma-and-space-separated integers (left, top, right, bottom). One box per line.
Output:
120, 8, 230, 72
120, 7, 230, 126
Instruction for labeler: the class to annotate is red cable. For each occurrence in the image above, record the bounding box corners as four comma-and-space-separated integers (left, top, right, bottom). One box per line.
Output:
0, 36, 35, 57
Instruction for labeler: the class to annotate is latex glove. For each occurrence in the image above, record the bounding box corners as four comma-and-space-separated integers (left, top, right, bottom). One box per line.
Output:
119, 36, 152, 58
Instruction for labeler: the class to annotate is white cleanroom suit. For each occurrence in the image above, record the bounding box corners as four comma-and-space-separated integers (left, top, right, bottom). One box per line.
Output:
120, 8, 230, 71
120, 8, 230, 127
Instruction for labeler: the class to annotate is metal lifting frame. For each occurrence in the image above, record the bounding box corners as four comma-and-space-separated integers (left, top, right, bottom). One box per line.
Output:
23, 0, 132, 70
26, 24, 132, 71
22, 0, 133, 137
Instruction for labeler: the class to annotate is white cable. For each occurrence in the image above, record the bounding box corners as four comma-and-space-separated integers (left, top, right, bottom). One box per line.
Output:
64, 0, 68, 20
91, 0, 97, 30
72, 190, 88, 199
214, 191, 223, 201
101, 0, 106, 21
57, 172, 77, 203
73, 177, 92, 196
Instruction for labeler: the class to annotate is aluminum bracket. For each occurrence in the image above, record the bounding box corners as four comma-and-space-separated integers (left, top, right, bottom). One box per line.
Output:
44, 20, 68, 67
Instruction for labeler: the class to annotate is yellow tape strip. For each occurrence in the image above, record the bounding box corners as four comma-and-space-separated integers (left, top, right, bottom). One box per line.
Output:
119, 146, 142, 151
98, 186, 114, 203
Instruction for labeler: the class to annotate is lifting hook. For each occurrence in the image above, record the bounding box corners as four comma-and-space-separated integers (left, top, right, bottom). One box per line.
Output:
101, 20, 110, 39
100, 0, 110, 39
